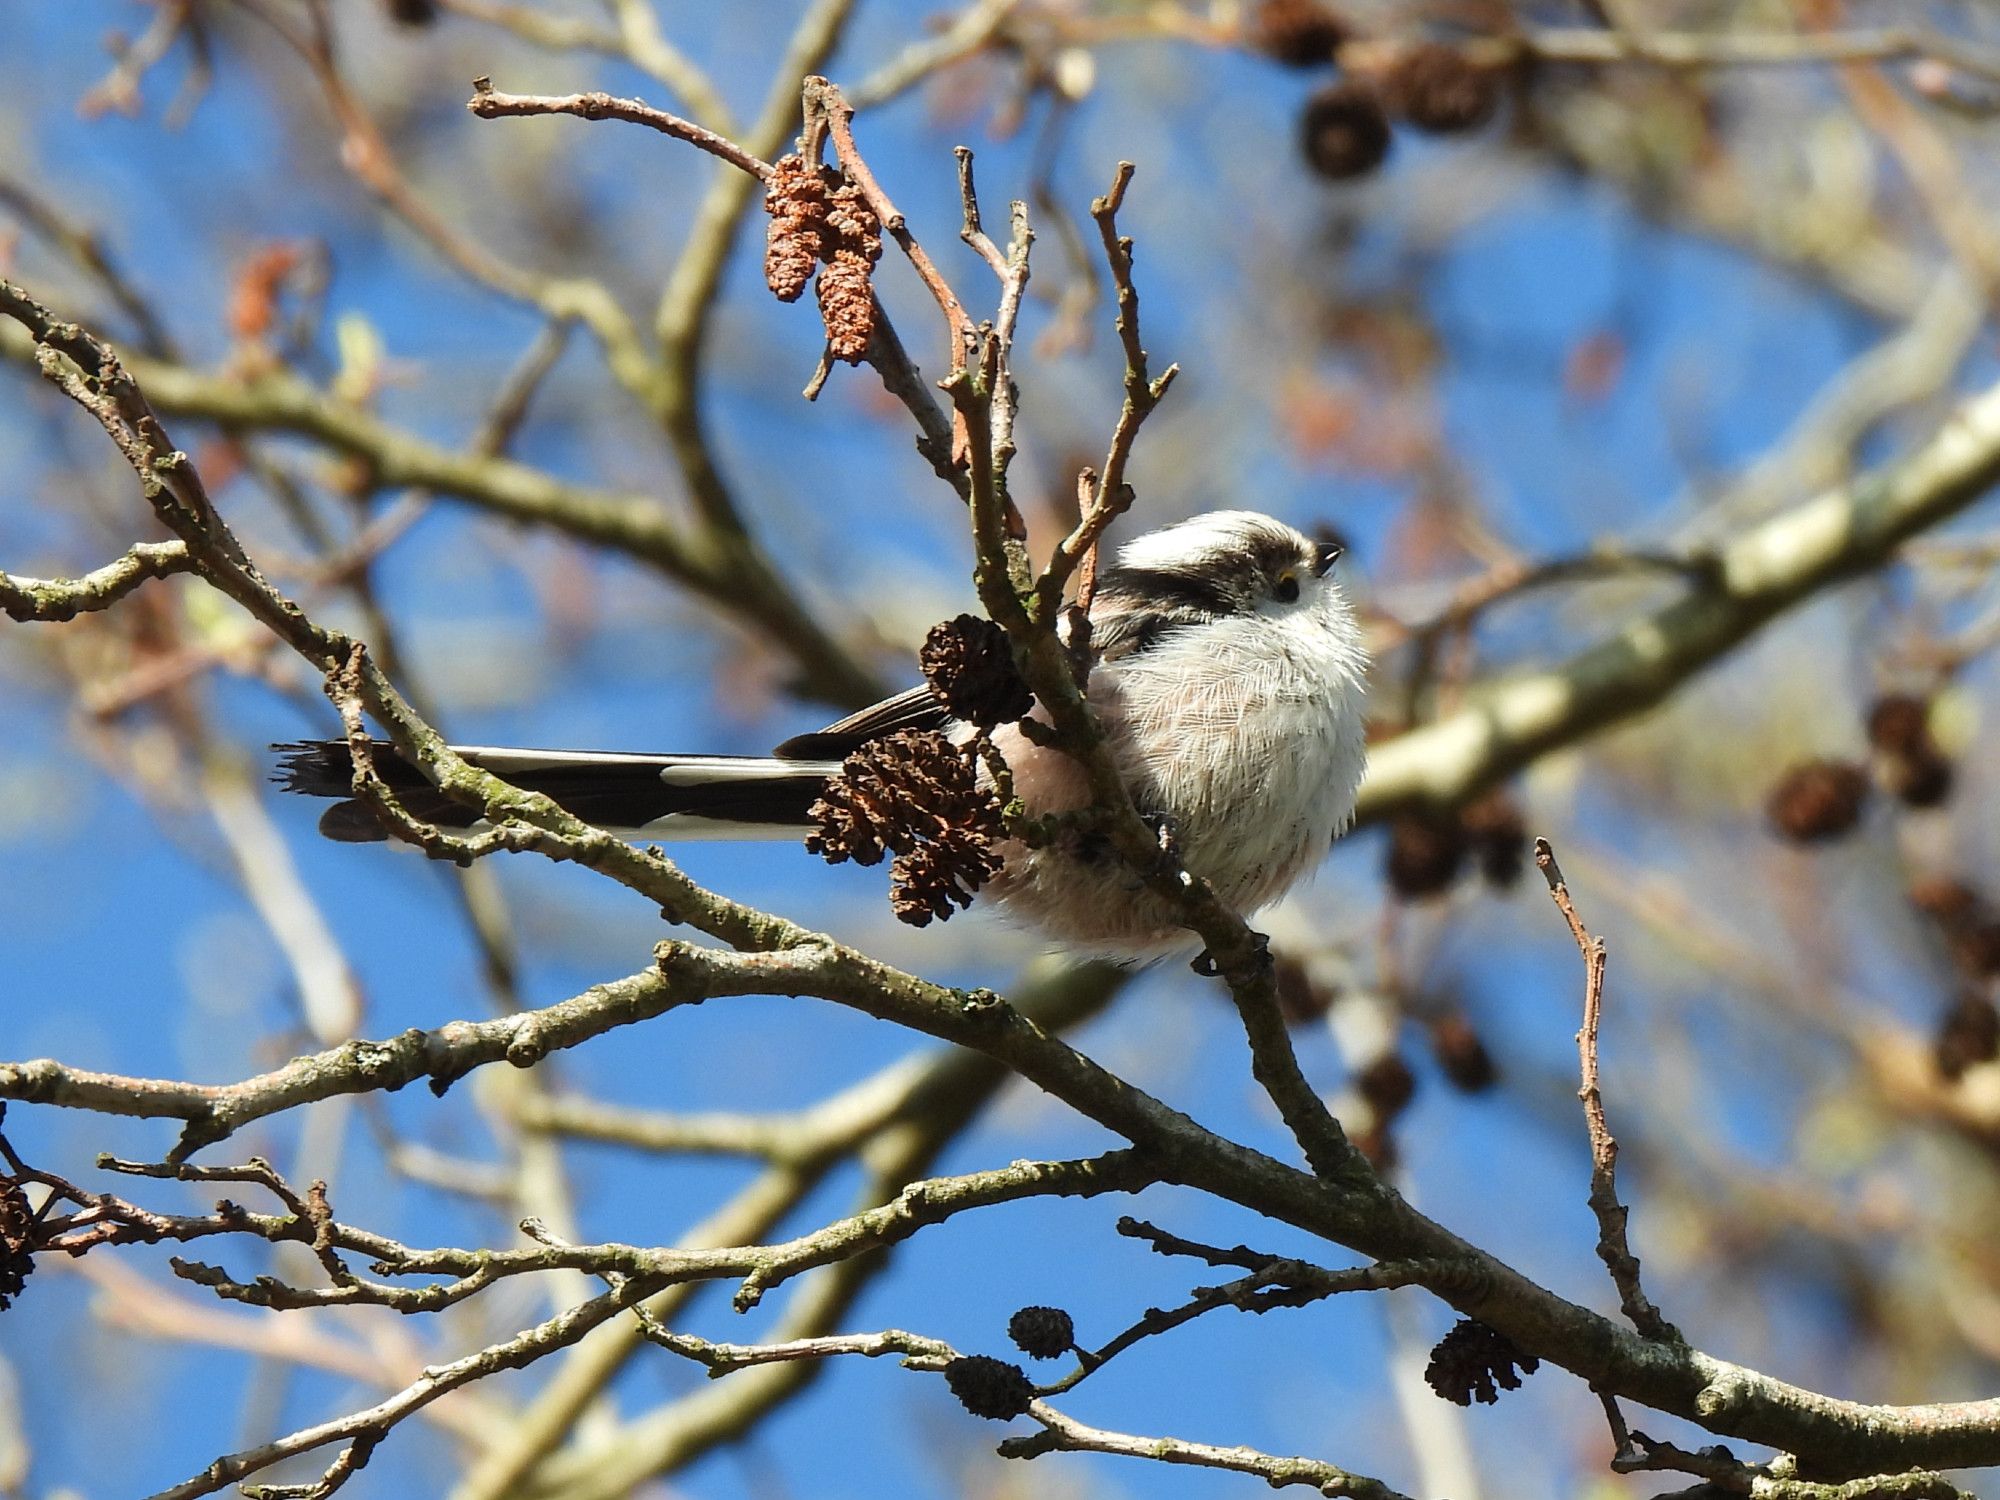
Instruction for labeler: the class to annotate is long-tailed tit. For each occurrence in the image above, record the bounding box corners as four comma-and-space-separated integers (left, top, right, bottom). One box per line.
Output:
277, 510, 1369, 955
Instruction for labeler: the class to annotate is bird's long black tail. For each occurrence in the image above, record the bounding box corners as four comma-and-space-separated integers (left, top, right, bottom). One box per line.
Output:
272, 740, 840, 843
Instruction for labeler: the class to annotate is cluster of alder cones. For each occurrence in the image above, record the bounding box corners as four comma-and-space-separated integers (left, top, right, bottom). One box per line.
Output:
1765, 692, 1958, 842
1245, 0, 1511, 180
805, 616, 1033, 927
1382, 787, 1527, 901
762, 154, 886, 362
1765, 691, 2000, 1084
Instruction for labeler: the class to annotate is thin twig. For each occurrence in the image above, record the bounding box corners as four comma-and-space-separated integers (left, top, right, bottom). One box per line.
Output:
1535, 838, 1679, 1343
1038, 162, 1179, 620
466, 82, 771, 181
955, 147, 1010, 276
0, 540, 192, 622
1040, 1254, 1481, 1398
1002, 1402, 1419, 1500
637, 1316, 1418, 1500
804, 75, 976, 361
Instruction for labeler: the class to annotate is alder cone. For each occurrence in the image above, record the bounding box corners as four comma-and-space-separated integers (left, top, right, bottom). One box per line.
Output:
1949, 921, 2000, 981
1936, 992, 2000, 1081
921, 614, 1034, 727
1866, 693, 1932, 758
1765, 759, 1869, 843
1007, 1305, 1076, 1360
944, 1355, 1035, 1419
1909, 875, 1981, 927
1356, 1051, 1417, 1117
1460, 789, 1526, 889
1300, 82, 1392, 180
1381, 42, 1501, 133
805, 730, 1005, 926
1424, 1318, 1540, 1406
1384, 809, 1467, 898
1247, 0, 1349, 67
0, 1178, 33, 1311
1430, 1014, 1497, 1092
1273, 954, 1336, 1025
1886, 750, 1954, 809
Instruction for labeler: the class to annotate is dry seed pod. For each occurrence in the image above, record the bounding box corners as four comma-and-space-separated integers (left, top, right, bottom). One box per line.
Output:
1273, 954, 1337, 1025
921, 614, 1034, 728
1425, 1318, 1539, 1406
1429, 1013, 1497, 1092
1007, 1305, 1076, 1360
0, 1177, 33, 1311
1936, 992, 2000, 1082
1866, 694, 1932, 759
1381, 42, 1501, 133
944, 1355, 1036, 1420
1300, 82, 1392, 180
1385, 809, 1467, 898
1247, 0, 1350, 67
805, 730, 1006, 925
1356, 1051, 1417, 1117
1886, 750, 1954, 810
1460, 789, 1526, 889
1765, 760, 1869, 843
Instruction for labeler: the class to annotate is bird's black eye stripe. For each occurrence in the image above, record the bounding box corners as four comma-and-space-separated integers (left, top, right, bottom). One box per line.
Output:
1314, 541, 1344, 575
1096, 565, 1236, 618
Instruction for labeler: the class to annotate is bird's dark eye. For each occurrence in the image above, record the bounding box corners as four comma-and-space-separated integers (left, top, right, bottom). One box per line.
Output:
1274, 574, 1301, 604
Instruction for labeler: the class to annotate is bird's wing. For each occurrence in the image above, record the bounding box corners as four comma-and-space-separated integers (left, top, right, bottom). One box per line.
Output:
772, 684, 953, 760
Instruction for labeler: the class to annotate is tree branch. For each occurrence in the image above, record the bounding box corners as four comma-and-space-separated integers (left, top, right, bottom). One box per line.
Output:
1357, 375, 2000, 821
0, 539, 191, 621
1536, 839, 1678, 1343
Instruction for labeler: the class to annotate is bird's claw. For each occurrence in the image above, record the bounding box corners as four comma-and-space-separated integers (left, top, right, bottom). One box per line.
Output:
1143, 811, 1182, 866
1189, 930, 1271, 981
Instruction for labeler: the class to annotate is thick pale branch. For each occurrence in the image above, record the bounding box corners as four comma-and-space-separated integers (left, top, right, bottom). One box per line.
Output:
847, 0, 1021, 110
1357, 375, 2000, 820
0, 965, 684, 1160
1505, 24, 2000, 82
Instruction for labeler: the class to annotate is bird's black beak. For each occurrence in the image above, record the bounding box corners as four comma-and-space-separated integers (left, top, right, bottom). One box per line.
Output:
1314, 541, 1345, 576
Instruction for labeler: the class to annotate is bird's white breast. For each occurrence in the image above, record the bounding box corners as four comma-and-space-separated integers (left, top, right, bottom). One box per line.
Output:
985, 592, 1369, 956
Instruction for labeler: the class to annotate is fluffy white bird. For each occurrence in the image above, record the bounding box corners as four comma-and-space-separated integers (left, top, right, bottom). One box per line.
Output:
277, 511, 1370, 955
